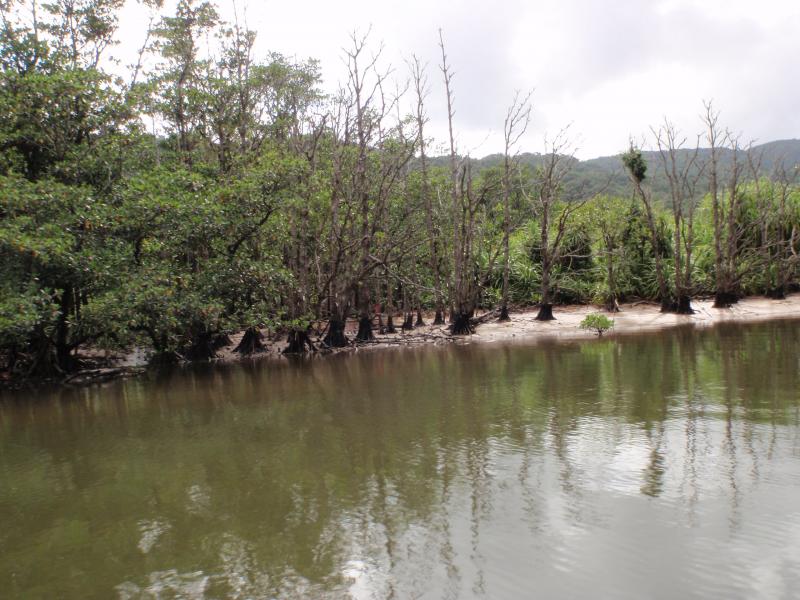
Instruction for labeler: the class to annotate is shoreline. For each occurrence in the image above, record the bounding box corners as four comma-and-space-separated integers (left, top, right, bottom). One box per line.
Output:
3, 294, 800, 389
469, 294, 800, 345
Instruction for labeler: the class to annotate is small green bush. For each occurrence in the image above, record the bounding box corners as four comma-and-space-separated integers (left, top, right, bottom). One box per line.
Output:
579, 313, 614, 337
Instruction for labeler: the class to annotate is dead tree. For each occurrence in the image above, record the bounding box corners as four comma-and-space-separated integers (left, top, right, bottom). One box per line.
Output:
652, 119, 703, 314
436, 33, 503, 334
323, 32, 416, 346
703, 101, 748, 308
439, 30, 473, 334
499, 90, 532, 321
410, 55, 446, 325
529, 129, 591, 320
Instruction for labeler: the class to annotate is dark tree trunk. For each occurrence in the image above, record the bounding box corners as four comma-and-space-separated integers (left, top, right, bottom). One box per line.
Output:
234, 327, 266, 354
356, 316, 375, 342
766, 286, 786, 300
184, 330, 218, 361
433, 309, 445, 325
498, 304, 510, 321
55, 343, 74, 373
26, 336, 62, 378
402, 313, 414, 331
674, 295, 695, 314
659, 297, 674, 313
450, 311, 474, 335
713, 291, 739, 308
323, 319, 348, 348
415, 309, 425, 327
386, 315, 397, 334
54, 286, 75, 373
284, 328, 315, 354
605, 297, 620, 313
535, 303, 555, 321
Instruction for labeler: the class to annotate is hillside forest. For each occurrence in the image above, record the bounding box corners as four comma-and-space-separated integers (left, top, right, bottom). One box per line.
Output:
1, 0, 799, 378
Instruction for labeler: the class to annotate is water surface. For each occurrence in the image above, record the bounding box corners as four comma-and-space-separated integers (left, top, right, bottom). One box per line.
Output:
2, 320, 800, 599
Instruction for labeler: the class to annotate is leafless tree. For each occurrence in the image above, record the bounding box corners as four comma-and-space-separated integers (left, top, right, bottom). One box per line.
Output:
438, 29, 474, 334
652, 119, 703, 313
322, 31, 416, 346
529, 128, 592, 320
409, 54, 447, 324
499, 90, 532, 321
702, 101, 750, 307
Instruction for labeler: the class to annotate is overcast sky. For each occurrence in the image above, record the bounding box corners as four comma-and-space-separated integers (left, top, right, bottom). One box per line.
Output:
115, 0, 800, 159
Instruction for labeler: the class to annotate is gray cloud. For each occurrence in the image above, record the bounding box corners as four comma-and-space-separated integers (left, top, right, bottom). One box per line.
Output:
115, 0, 800, 158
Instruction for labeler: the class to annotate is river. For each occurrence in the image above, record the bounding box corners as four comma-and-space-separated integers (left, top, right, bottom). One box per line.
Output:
2, 320, 800, 599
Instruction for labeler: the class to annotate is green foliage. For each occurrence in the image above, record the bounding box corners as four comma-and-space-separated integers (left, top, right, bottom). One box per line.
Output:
621, 146, 647, 183
579, 313, 615, 337
0, 0, 314, 375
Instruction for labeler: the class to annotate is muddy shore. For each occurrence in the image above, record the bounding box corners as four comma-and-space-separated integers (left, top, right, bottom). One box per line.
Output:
5, 294, 800, 388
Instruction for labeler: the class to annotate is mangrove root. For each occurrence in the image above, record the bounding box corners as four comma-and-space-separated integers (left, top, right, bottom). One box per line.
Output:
234, 327, 266, 354
356, 316, 375, 342
713, 291, 739, 309
535, 303, 555, 321
322, 319, 348, 348
284, 329, 316, 354
450, 312, 474, 335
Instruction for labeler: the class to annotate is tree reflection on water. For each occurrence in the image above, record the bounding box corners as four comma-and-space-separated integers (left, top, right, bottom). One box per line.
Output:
1, 320, 799, 598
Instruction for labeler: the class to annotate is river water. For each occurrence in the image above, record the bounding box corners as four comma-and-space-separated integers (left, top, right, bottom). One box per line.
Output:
2, 320, 800, 599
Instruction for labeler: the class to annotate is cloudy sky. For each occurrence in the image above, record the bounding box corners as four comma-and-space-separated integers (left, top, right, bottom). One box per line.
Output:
116, 0, 800, 159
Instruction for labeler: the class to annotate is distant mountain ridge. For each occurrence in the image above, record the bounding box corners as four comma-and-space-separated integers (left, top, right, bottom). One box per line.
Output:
429, 138, 800, 200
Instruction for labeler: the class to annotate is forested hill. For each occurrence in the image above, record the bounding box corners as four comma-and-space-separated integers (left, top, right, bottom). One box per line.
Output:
430, 138, 800, 199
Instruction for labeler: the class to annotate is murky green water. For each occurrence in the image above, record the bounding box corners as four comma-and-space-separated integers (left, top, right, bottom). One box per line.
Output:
2, 320, 800, 599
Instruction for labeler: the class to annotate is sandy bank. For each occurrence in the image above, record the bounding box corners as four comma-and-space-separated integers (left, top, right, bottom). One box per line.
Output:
470, 294, 800, 345
215, 293, 800, 360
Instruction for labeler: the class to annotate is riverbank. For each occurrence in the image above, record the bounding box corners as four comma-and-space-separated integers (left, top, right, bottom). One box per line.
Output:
213, 293, 800, 359
471, 294, 800, 344
4, 294, 800, 389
